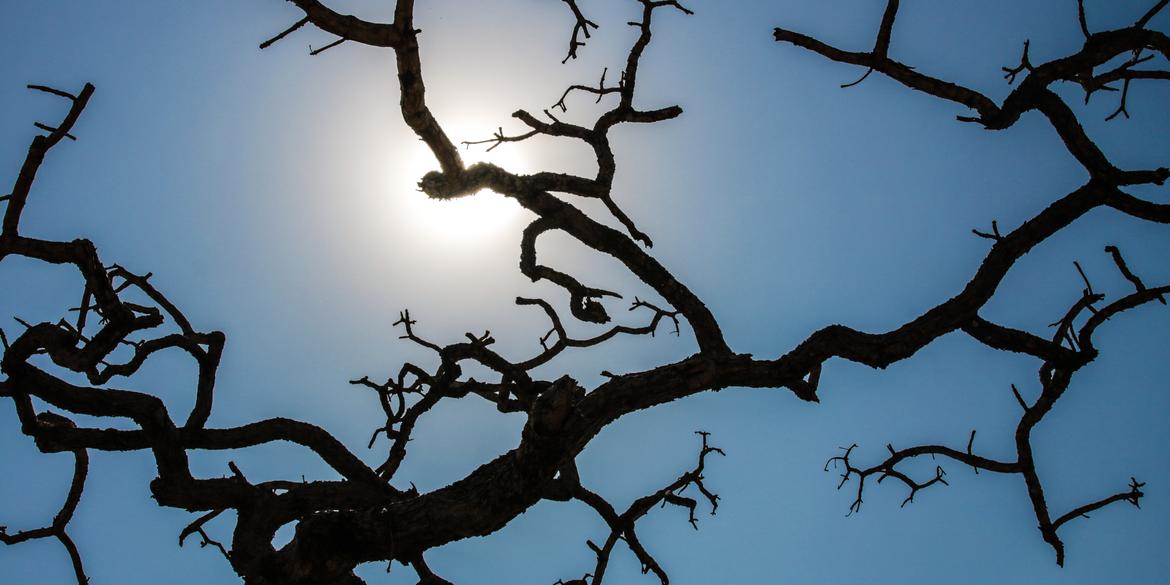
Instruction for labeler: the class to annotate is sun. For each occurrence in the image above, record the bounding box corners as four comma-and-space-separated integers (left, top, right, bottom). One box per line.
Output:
386, 123, 528, 242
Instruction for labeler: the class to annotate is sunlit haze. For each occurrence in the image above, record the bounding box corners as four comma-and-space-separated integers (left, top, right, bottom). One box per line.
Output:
386, 122, 528, 242
2, 1, 1169, 584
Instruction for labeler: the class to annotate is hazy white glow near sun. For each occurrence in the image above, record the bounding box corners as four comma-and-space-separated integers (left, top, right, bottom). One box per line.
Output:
388, 123, 527, 242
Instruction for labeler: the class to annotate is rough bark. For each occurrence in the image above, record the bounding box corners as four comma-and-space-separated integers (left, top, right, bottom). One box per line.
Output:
3, 1, 1168, 583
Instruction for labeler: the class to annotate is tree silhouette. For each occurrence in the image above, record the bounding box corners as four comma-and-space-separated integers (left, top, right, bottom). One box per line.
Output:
2, 1, 1168, 584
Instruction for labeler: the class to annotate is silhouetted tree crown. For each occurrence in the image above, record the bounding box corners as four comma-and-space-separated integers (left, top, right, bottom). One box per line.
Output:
2, 1, 1169, 584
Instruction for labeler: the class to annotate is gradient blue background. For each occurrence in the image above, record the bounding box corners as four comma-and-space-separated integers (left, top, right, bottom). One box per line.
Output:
2, 1, 1169, 583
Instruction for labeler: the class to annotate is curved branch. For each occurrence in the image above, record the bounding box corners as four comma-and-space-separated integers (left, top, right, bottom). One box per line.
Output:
0, 431, 90, 585
285, 0, 404, 48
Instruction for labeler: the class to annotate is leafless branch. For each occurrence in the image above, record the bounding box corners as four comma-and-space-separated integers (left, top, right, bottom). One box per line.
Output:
260, 16, 310, 49
1003, 40, 1033, 84
0, 433, 90, 585
3, 1, 1168, 582
1137, 0, 1170, 29
972, 219, 1003, 241
309, 37, 346, 55
557, 433, 723, 585
179, 509, 232, 563
1104, 245, 1165, 303
560, 0, 599, 63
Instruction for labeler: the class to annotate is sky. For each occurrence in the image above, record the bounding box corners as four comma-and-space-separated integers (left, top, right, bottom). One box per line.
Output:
2, 1, 1169, 583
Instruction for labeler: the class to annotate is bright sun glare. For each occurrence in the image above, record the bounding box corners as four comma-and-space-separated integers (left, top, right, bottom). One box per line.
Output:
388, 123, 528, 242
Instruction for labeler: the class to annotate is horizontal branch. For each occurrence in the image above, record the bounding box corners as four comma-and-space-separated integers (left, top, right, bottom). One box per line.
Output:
286, 0, 403, 47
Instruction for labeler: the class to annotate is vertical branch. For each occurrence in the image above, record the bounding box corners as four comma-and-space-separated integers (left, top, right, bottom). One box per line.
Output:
392, 0, 463, 175
0, 441, 91, 585
3, 84, 95, 238
874, 0, 901, 58
560, 0, 599, 62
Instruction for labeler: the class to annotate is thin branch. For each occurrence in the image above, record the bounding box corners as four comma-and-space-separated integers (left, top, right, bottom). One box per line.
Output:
309, 37, 347, 55
562, 433, 722, 585
461, 126, 539, 152
27, 84, 79, 100
1073, 260, 1094, 296
1011, 384, 1029, 411
34, 122, 77, 140
560, 0, 599, 63
553, 68, 623, 111
1003, 40, 1033, 85
260, 16, 310, 49
1104, 245, 1165, 303
178, 509, 231, 563
1052, 477, 1145, 529
0, 443, 90, 585
825, 438, 1019, 515
1105, 77, 1132, 120
840, 67, 874, 88
1078, 0, 1091, 37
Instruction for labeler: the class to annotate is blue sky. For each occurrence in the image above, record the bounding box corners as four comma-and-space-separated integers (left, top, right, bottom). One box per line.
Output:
2, 1, 1169, 583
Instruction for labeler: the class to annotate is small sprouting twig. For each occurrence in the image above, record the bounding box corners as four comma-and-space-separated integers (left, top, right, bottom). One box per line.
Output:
1002, 40, 1033, 84
179, 509, 232, 562
309, 37, 346, 56
972, 220, 1002, 241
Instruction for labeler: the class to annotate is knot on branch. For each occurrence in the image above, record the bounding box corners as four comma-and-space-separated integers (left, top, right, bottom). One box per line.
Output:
418, 170, 468, 200
30, 411, 79, 453
528, 375, 583, 438
418, 163, 519, 201
35, 410, 77, 430
555, 575, 593, 585
572, 294, 611, 324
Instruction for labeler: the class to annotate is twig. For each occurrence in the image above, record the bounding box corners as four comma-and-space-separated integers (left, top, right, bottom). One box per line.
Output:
260, 16, 310, 49
179, 509, 231, 562
309, 37, 346, 56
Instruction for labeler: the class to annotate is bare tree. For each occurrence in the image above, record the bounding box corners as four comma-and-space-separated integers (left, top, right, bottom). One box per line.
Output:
2, 1, 1169, 584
